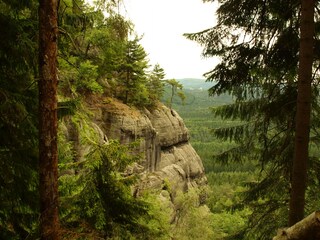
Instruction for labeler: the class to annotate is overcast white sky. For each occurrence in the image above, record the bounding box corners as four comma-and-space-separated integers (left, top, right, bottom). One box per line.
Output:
122, 0, 218, 79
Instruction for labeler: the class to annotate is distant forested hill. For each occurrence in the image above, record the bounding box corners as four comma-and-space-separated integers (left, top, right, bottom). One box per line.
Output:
176, 78, 214, 90
162, 78, 232, 107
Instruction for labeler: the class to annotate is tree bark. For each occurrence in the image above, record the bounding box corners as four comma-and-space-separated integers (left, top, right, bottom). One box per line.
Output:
289, 0, 315, 226
38, 0, 60, 239
273, 211, 320, 240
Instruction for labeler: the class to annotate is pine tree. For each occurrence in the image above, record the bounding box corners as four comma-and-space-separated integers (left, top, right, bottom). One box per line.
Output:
147, 63, 166, 103
165, 79, 185, 109
55, 1, 163, 238
38, 0, 60, 238
0, 1, 39, 238
185, 0, 320, 238
58, 0, 105, 95
58, 2, 132, 97
116, 37, 150, 106
289, 0, 315, 226
0, 0, 169, 238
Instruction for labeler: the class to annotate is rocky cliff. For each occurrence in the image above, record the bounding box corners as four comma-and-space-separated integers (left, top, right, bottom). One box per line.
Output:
92, 98, 207, 196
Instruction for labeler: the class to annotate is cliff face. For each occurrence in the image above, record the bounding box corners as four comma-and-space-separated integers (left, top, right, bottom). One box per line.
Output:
93, 99, 207, 195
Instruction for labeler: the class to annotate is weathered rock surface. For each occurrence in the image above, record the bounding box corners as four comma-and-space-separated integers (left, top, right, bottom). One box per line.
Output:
93, 99, 207, 196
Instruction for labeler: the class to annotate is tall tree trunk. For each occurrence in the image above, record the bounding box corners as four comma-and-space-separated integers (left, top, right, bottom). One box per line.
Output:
289, 0, 315, 226
38, 0, 60, 239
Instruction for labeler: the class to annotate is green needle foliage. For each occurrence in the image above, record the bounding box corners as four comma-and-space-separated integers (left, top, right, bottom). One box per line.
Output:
0, 1, 39, 238
185, 0, 320, 238
1, 0, 244, 238
165, 79, 186, 108
58, 137, 158, 239
115, 37, 150, 106
147, 64, 166, 105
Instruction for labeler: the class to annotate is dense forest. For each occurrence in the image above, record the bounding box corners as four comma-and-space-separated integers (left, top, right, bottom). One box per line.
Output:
1, 0, 172, 239
1, 0, 320, 239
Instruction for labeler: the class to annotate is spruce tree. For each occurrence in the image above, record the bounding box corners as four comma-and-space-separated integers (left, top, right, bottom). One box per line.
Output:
116, 37, 150, 106
185, 0, 320, 238
147, 63, 166, 103
0, 1, 39, 238
38, 0, 60, 238
289, 0, 315, 226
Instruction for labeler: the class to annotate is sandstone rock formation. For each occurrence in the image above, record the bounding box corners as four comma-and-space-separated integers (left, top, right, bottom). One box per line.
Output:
93, 99, 207, 196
